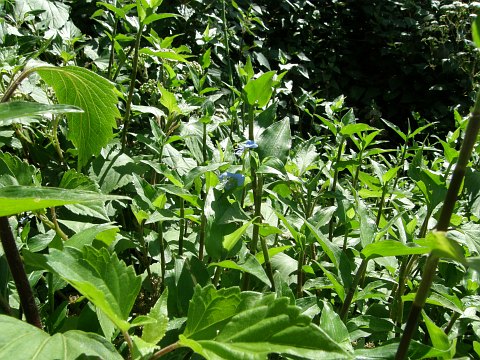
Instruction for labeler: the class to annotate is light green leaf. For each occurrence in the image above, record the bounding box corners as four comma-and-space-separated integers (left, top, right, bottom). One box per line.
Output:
256, 117, 291, 164
243, 71, 276, 107
64, 223, 119, 249
140, 48, 190, 63
210, 253, 270, 286
0, 101, 83, 126
142, 288, 169, 344
180, 290, 352, 359
182, 285, 242, 339
0, 186, 128, 216
320, 301, 352, 351
362, 240, 430, 260
36, 66, 120, 169
0, 314, 122, 359
46, 246, 142, 332
420, 231, 467, 265
473, 15, 480, 49
422, 311, 455, 359
222, 218, 255, 252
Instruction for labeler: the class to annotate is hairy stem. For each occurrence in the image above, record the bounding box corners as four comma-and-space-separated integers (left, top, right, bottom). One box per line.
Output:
340, 258, 368, 321
395, 96, 480, 360
0, 216, 42, 329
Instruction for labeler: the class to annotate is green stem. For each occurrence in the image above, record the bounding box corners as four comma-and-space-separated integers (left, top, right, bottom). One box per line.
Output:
212, 266, 223, 287
0, 216, 42, 329
395, 96, 480, 360
340, 258, 368, 321
51, 115, 64, 164
150, 341, 180, 359
178, 198, 185, 256
329, 136, 345, 241
107, 18, 118, 79
199, 206, 206, 261
202, 122, 207, 163
1, 67, 37, 103
121, 22, 144, 151
296, 249, 305, 298
158, 222, 165, 292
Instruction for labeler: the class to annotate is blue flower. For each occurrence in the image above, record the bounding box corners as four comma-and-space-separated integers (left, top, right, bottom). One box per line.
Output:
219, 172, 245, 190
235, 140, 258, 155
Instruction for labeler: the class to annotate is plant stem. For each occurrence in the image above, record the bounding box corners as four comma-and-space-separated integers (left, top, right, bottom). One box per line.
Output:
395, 95, 480, 360
158, 222, 165, 292
107, 18, 119, 79
122, 330, 134, 358
0, 216, 42, 329
1, 67, 37, 103
150, 341, 180, 359
340, 258, 368, 321
178, 198, 185, 256
329, 137, 345, 242
296, 249, 304, 298
121, 22, 144, 151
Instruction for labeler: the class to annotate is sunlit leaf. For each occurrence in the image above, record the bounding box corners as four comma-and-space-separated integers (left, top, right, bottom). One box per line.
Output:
36, 66, 120, 169
46, 246, 142, 332
0, 314, 122, 359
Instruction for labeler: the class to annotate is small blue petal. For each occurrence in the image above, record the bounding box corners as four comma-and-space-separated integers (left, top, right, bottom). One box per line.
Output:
244, 140, 258, 149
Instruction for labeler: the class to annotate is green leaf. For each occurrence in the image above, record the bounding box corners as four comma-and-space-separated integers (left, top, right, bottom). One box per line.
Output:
36, 66, 120, 169
422, 311, 456, 359
0, 186, 128, 216
0, 101, 83, 125
142, 288, 169, 344
46, 246, 142, 332
320, 301, 352, 351
179, 289, 352, 359
64, 223, 119, 249
0, 151, 41, 187
222, 218, 255, 252
140, 48, 190, 63
256, 118, 291, 164
0, 314, 122, 359
420, 231, 467, 265
210, 253, 270, 286
243, 71, 276, 107
182, 285, 242, 340
473, 15, 480, 49
362, 240, 431, 260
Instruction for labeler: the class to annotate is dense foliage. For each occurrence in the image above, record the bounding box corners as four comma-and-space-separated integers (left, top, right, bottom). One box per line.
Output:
0, 1, 479, 359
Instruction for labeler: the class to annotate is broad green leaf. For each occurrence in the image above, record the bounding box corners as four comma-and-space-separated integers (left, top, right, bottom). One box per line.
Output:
0, 101, 82, 125
158, 84, 182, 114
0, 151, 41, 187
422, 311, 455, 359
340, 122, 372, 137
182, 285, 242, 340
64, 223, 119, 249
0, 314, 122, 360
59, 169, 108, 220
222, 218, 255, 252
362, 240, 430, 260
142, 288, 169, 344
210, 253, 270, 286
420, 231, 467, 265
256, 117, 291, 164
46, 246, 142, 332
358, 199, 376, 248
143, 12, 178, 25
140, 48, 190, 63
180, 292, 352, 359
0, 186, 128, 216
243, 71, 276, 107
15, 0, 70, 28
36, 66, 120, 168
320, 301, 352, 351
